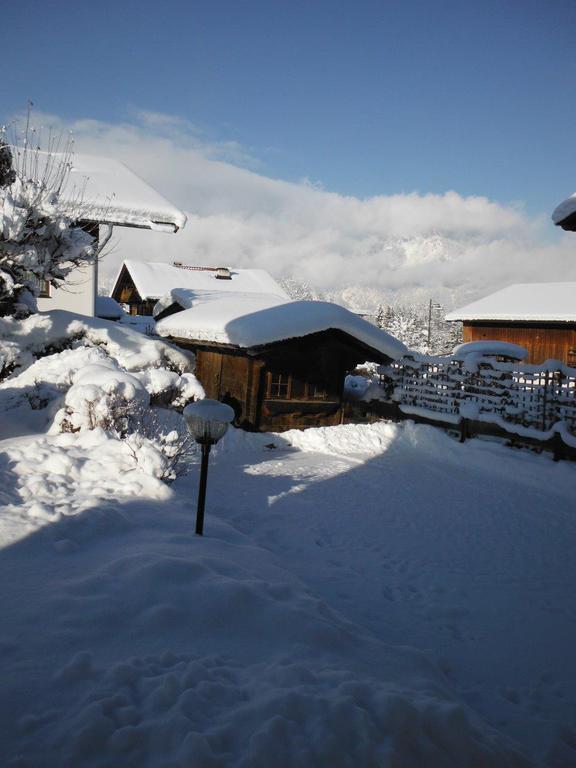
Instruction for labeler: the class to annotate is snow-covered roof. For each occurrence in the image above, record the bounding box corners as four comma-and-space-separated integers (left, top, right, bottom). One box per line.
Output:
13, 147, 186, 231
552, 194, 576, 229
446, 283, 576, 322
95, 296, 124, 320
117, 260, 289, 303
156, 294, 407, 359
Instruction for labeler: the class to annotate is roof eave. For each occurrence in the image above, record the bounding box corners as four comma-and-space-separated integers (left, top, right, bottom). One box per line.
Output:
82, 216, 182, 232
555, 211, 576, 232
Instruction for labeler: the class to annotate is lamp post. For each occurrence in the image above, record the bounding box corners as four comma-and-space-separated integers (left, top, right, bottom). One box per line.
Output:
183, 399, 235, 536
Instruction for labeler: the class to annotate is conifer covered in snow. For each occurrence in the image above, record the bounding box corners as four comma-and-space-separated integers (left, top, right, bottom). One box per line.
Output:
0, 123, 102, 318
377, 303, 428, 352
280, 276, 325, 302
376, 301, 462, 354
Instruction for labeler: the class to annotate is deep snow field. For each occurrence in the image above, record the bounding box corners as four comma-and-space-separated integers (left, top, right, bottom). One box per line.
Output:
0, 311, 575, 767
1, 417, 575, 767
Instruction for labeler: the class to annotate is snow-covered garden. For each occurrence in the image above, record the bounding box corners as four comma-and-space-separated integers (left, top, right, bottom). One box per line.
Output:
0, 307, 575, 767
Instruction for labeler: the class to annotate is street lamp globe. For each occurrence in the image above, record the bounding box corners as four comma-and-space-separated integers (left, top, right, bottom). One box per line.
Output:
183, 399, 235, 445
183, 399, 235, 536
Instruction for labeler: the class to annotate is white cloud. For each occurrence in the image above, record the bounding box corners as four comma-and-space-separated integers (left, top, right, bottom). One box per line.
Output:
11, 110, 576, 308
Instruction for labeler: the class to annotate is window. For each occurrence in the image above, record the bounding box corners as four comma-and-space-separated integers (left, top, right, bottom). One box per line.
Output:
267, 372, 292, 399
25, 274, 50, 298
37, 279, 51, 298
311, 384, 327, 400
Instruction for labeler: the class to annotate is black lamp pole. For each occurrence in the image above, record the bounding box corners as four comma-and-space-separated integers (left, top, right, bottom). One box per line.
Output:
196, 441, 212, 536
184, 398, 234, 537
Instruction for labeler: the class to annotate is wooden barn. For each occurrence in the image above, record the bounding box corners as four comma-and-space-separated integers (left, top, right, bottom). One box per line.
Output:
110, 260, 288, 316
156, 292, 406, 431
446, 283, 576, 365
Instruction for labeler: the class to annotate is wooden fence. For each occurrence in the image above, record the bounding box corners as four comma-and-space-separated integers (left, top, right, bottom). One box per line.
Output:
347, 354, 576, 456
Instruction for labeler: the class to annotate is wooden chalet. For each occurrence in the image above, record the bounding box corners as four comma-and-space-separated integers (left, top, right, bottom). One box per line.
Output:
156, 293, 406, 431
446, 283, 576, 365
112, 264, 157, 315
110, 260, 289, 316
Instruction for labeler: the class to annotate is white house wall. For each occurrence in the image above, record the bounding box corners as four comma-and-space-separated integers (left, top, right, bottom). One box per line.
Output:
37, 262, 96, 316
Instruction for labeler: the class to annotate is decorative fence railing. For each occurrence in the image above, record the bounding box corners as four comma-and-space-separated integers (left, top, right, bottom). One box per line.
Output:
374, 354, 576, 450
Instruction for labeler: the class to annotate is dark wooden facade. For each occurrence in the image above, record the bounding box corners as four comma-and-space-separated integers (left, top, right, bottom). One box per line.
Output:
111, 265, 156, 315
172, 329, 391, 431
462, 321, 576, 366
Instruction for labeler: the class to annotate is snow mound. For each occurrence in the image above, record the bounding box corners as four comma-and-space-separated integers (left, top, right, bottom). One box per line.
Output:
343, 374, 370, 400
0, 345, 106, 411
53, 360, 150, 434
96, 295, 124, 320
0, 309, 193, 378
454, 340, 528, 360
221, 421, 411, 459
0, 429, 171, 544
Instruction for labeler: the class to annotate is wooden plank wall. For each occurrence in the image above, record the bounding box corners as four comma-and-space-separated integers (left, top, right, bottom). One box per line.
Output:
464, 323, 576, 365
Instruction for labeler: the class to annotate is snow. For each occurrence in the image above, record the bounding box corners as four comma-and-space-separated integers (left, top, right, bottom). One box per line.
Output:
12, 149, 187, 231
117, 259, 289, 303
446, 283, 576, 322
0, 312, 201, 443
157, 296, 408, 359
52, 360, 150, 433
183, 399, 235, 444
96, 295, 124, 320
1, 308, 576, 765
454, 340, 528, 360
183, 398, 235, 425
0, 309, 193, 376
344, 373, 370, 399
119, 314, 156, 335
1, 418, 575, 765
0, 428, 171, 543
552, 193, 576, 225
155, 288, 289, 321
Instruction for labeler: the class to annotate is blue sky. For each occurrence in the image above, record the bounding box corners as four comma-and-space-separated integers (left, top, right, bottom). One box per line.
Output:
2, 0, 575, 215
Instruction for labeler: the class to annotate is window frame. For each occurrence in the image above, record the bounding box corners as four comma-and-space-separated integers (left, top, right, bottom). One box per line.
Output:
310, 383, 328, 400
266, 371, 292, 400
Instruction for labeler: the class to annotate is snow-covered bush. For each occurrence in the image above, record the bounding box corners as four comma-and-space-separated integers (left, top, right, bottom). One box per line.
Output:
170, 372, 206, 409
123, 410, 197, 481
0, 309, 194, 382
52, 361, 150, 435
34, 345, 202, 480
132, 368, 206, 409
0, 306, 203, 482
0, 125, 104, 318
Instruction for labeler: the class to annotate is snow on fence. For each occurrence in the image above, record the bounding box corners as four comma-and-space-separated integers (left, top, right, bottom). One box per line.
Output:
380, 354, 576, 448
